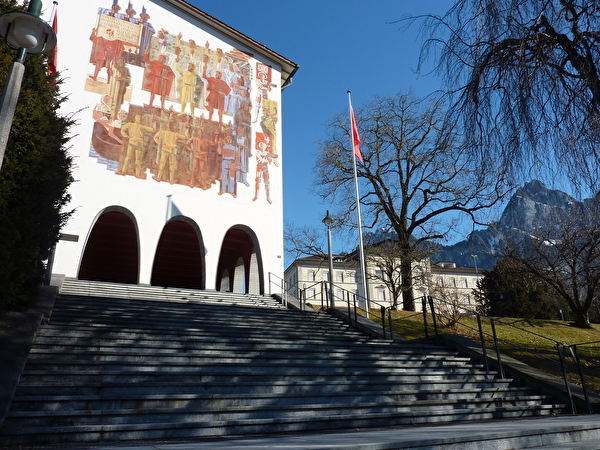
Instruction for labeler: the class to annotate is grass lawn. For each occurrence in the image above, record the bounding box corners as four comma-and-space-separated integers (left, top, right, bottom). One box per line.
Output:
376, 310, 600, 395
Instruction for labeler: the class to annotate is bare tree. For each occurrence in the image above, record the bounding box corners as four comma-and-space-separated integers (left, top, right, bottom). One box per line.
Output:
503, 200, 600, 328
419, 0, 600, 191
314, 93, 508, 311
365, 240, 430, 309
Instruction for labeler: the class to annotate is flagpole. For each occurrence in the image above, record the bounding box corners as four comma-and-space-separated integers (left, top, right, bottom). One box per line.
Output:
347, 90, 369, 318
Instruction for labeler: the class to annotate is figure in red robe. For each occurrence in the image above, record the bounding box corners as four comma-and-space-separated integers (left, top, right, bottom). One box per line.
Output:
89, 28, 124, 83
143, 52, 175, 110
202, 67, 231, 125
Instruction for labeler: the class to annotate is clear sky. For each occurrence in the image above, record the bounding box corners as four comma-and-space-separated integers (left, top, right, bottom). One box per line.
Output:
189, 0, 454, 264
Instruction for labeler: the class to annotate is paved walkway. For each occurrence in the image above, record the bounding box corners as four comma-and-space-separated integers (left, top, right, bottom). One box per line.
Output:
73, 416, 600, 450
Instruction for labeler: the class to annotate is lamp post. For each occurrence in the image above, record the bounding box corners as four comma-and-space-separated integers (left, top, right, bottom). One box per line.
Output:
322, 210, 335, 309
0, 0, 57, 171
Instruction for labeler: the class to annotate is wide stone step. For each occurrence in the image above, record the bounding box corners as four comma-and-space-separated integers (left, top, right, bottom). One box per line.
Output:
0, 405, 562, 447
26, 347, 475, 366
16, 372, 507, 388
11, 383, 534, 400
6, 396, 561, 425
24, 351, 480, 369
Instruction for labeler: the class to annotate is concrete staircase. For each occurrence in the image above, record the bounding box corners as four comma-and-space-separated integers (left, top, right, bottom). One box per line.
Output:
0, 279, 566, 446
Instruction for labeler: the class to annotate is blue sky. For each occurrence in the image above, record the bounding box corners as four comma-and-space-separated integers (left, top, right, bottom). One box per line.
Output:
191, 1, 454, 263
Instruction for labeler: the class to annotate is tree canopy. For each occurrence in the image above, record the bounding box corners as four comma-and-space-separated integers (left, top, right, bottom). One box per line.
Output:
420, 0, 600, 191
0, 0, 73, 312
314, 92, 507, 310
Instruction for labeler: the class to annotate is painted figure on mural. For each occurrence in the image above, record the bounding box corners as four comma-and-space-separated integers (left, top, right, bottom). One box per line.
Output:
89, 28, 124, 83
219, 134, 239, 197
137, 6, 155, 66
234, 96, 251, 186
254, 62, 275, 123
177, 63, 203, 116
153, 121, 188, 184
253, 134, 276, 204
260, 101, 278, 166
185, 126, 211, 189
108, 55, 131, 114
117, 114, 156, 178
108, 0, 123, 18
125, 2, 137, 22
202, 67, 231, 125
143, 50, 175, 110
92, 94, 122, 143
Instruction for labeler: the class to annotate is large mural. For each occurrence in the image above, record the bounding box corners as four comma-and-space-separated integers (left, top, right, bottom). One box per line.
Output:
84, 1, 278, 203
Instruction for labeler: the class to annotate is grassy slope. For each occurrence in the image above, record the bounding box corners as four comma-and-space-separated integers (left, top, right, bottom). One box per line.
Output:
384, 310, 600, 394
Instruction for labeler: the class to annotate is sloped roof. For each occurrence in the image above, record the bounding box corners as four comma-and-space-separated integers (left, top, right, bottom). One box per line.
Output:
169, 0, 299, 88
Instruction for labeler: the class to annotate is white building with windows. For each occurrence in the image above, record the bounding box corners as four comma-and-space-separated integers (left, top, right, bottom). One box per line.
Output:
429, 261, 482, 310
284, 255, 482, 311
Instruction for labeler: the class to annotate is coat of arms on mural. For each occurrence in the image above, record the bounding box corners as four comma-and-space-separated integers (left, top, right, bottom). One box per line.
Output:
84, 1, 279, 203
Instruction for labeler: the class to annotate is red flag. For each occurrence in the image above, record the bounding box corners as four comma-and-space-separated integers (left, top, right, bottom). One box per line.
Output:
48, 2, 58, 75
350, 101, 363, 163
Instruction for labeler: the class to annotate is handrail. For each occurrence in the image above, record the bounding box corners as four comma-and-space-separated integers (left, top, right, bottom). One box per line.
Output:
298, 281, 395, 339
267, 272, 287, 307
422, 294, 594, 415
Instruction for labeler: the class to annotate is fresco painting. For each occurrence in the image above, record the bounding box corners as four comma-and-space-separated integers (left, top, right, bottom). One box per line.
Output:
84, 1, 279, 200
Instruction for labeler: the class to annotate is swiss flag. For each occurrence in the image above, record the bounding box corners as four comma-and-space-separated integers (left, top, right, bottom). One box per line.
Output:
349, 100, 363, 163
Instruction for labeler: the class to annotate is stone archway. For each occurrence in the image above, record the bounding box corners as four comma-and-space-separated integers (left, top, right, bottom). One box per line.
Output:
216, 227, 263, 294
78, 210, 139, 284
151, 218, 205, 289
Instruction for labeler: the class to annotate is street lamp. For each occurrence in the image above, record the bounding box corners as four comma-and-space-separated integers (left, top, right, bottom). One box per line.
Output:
0, 0, 57, 171
322, 210, 335, 309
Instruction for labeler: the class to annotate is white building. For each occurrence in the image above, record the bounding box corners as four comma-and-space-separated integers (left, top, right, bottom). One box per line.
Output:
284, 255, 482, 311
284, 254, 430, 310
429, 261, 482, 310
48, 0, 298, 294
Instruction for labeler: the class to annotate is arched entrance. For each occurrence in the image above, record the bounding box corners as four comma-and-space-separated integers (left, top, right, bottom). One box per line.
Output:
78, 209, 139, 284
151, 218, 204, 289
216, 227, 263, 294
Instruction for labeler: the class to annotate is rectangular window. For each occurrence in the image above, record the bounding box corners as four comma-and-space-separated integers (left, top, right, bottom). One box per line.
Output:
323, 271, 329, 281
337, 272, 344, 283
377, 289, 386, 302
306, 288, 316, 300
462, 278, 468, 288
307, 270, 315, 282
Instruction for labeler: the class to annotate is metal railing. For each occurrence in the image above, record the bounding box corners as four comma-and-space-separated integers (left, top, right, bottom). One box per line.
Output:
298, 281, 395, 339
422, 295, 595, 415
267, 272, 287, 307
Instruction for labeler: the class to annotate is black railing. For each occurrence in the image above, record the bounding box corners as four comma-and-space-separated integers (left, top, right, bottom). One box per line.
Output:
422, 294, 594, 415
299, 281, 395, 339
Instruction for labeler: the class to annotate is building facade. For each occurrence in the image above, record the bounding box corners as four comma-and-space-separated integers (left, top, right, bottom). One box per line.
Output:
48, 0, 297, 293
284, 256, 482, 311
429, 261, 482, 310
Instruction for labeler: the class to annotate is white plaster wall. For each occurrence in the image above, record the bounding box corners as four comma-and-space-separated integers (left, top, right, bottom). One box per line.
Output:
50, 0, 285, 288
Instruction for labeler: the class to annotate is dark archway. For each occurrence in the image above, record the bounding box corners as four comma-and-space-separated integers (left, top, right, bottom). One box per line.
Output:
78, 210, 139, 284
216, 227, 263, 294
151, 218, 205, 289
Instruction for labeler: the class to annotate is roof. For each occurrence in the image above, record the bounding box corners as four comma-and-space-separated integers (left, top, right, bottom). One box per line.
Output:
169, 0, 299, 88
431, 261, 480, 275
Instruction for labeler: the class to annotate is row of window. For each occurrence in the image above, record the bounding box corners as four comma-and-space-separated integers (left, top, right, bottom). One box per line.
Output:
305, 270, 356, 283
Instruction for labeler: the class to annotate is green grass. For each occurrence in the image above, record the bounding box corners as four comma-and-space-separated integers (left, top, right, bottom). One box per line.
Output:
375, 310, 600, 394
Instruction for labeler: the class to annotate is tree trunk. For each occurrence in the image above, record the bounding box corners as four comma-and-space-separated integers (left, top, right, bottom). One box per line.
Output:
400, 262, 415, 311
572, 310, 592, 329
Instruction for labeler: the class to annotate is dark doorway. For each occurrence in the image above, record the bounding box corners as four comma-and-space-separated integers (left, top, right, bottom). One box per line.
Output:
78, 211, 139, 284
151, 220, 204, 289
